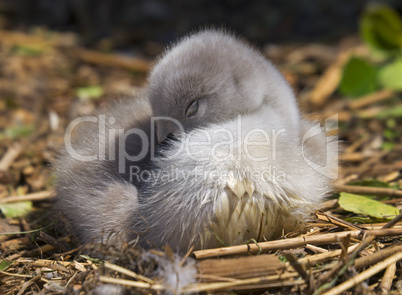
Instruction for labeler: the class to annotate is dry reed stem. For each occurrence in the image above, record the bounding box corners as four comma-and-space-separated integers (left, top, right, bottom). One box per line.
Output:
354, 243, 402, 269
0, 190, 56, 203
193, 228, 402, 259
183, 272, 303, 293
0, 143, 22, 171
309, 49, 351, 107
339, 152, 366, 162
378, 262, 397, 294
103, 261, 154, 284
305, 244, 328, 253
297, 243, 359, 266
198, 254, 284, 280
230, 280, 306, 291
322, 251, 402, 295
333, 184, 402, 197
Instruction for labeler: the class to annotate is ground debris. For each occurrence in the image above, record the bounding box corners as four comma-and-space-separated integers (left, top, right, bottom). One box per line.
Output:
0, 28, 401, 294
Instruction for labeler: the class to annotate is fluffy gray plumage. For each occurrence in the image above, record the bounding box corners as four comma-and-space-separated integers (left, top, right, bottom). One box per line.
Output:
55, 30, 337, 252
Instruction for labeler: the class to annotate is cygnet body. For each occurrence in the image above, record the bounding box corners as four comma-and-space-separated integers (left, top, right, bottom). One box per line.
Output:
55, 30, 337, 252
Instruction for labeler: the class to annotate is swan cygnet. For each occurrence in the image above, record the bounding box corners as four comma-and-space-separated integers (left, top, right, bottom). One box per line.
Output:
55, 30, 338, 253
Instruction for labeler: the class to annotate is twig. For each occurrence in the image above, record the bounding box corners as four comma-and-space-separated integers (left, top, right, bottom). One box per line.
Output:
315, 235, 376, 294
193, 228, 402, 259
316, 212, 364, 231
283, 252, 309, 282
348, 90, 395, 110
378, 262, 397, 294
297, 243, 359, 266
309, 49, 351, 107
16, 272, 41, 295
37, 231, 70, 252
339, 152, 366, 162
333, 185, 402, 197
0, 190, 56, 203
0, 143, 22, 171
68, 48, 151, 72
382, 211, 402, 229
322, 251, 402, 295
343, 134, 370, 154
354, 243, 402, 269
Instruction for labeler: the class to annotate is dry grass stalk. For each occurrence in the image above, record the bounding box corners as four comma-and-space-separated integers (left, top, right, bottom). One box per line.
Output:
15, 258, 87, 269
193, 228, 402, 259
0, 237, 31, 251
0, 271, 32, 278
0, 190, 56, 203
333, 184, 402, 197
16, 272, 41, 295
322, 251, 402, 295
103, 261, 154, 284
99, 276, 165, 291
183, 272, 303, 293
348, 89, 395, 110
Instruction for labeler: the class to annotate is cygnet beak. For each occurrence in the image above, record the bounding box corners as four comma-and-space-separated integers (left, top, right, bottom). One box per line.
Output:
156, 120, 182, 143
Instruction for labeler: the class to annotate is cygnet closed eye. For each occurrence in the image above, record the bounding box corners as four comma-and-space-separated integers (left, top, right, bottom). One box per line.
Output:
185, 100, 199, 118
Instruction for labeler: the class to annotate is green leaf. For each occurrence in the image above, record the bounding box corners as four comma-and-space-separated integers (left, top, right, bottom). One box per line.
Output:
339, 192, 399, 220
382, 141, 396, 151
12, 45, 45, 56
378, 59, 402, 90
0, 125, 34, 140
376, 105, 402, 119
360, 4, 402, 53
0, 202, 33, 218
80, 255, 103, 264
348, 179, 390, 188
0, 260, 13, 271
344, 216, 375, 224
75, 85, 104, 100
339, 57, 378, 97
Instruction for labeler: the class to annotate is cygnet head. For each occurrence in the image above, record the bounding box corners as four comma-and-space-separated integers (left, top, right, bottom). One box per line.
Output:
148, 30, 299, 143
